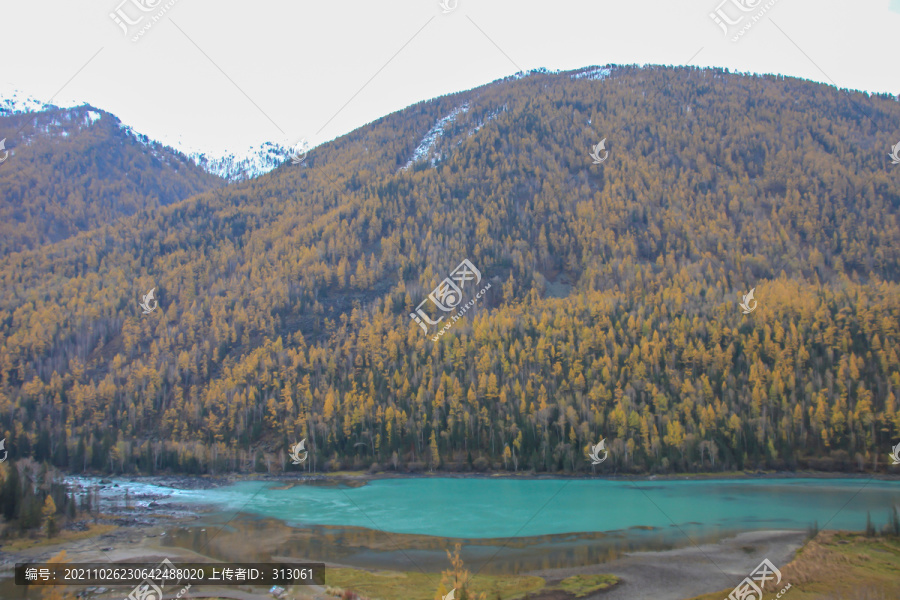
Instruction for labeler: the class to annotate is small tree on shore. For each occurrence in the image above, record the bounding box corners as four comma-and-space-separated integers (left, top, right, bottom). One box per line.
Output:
437, 543, 485, 600
430, 431, 440, 469
41, 551, 70, 600
42, 495, 57, 538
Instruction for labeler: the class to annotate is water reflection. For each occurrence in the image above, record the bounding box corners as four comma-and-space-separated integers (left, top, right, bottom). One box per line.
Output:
162, 514, 740, 574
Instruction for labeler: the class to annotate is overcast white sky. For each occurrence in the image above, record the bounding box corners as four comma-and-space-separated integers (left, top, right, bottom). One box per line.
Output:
2, 0, 899, 157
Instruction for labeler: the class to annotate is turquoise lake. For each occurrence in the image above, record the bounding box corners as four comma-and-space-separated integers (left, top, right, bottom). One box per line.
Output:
170, 477, 900, 538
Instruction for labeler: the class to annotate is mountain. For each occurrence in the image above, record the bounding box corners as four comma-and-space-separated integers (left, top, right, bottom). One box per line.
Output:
0, 65, 899, 477
0, 103, 224, 254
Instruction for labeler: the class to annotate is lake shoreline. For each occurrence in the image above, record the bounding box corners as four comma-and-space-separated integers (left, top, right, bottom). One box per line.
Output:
0, 516, 810, 600
89, 468, 900, 490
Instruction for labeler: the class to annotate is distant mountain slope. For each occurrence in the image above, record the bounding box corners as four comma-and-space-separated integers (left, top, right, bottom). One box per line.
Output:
1, 65, 899, 477
0, 104, 224, 254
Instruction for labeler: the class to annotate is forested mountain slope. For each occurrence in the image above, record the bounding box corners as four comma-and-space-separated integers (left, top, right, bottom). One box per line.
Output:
0, 105, 223, 254
0, 65, 898, 475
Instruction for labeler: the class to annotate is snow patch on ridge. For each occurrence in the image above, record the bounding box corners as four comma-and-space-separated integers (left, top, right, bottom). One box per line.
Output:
402, 103, 470, 171
1, 92, 106, 147
188, 142, 293, 183
118, 122, 154, 150
571, 66, 612, 81
0, 91, 82, 116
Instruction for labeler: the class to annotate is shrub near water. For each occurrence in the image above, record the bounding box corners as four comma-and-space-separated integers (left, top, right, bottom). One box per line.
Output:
557, 574, 620, 597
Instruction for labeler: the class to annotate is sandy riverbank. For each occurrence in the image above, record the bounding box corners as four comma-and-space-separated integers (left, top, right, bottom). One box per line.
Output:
0, 503, 808, 600
0, 517, 300, 600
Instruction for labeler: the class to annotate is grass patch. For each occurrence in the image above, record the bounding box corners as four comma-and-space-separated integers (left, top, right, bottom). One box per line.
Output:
326, 566, 544, 600
0, 523, 117, 552
688, 531, 900, 600
556, 574, 620, 597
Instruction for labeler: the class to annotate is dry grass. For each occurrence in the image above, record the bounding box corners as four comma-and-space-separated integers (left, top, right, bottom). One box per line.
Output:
688, 531, 900, 600
325, 567, 545, 600
556, 573, 620, 597
0, 523, 117, 552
